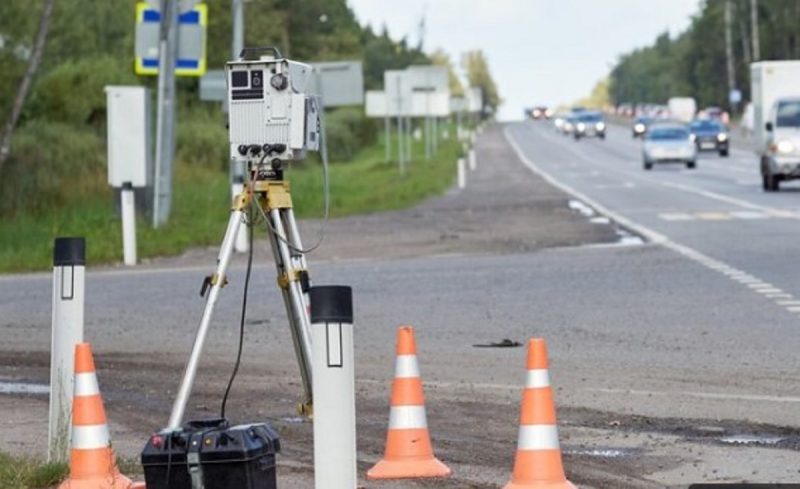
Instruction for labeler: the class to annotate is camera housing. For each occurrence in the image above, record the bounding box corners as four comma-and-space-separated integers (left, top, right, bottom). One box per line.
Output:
226, 48, 321, 168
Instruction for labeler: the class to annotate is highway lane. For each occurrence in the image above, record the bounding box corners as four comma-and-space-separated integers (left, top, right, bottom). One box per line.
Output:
508, 121, 800, 315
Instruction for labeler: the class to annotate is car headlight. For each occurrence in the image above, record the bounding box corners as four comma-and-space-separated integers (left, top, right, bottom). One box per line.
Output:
717, 133, 728, 142
577, 122, 586, 131
690, 134, 697, 142
634, 123, 645, 133
776, 140, 795, 154
596, 122, 606, 131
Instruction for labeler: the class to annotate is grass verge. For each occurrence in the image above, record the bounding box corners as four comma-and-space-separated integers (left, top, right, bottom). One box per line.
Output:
0, 127, 463, 273
0, 452, 67, 489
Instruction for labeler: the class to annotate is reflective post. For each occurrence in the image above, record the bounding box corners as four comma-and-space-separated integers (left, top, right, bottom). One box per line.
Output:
48, 237, 86, 462
311, 286, 356, 489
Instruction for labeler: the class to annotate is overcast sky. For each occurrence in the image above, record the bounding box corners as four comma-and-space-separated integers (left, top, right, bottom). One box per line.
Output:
347, 0, 700, 120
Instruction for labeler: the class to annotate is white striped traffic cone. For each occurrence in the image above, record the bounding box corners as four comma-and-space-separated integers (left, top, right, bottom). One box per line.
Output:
367, 326, 451, 479
58, 343, 133, 489
504, 338, 576, 489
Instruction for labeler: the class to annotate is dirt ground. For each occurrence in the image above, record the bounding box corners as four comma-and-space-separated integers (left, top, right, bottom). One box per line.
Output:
3, 125, 798, 488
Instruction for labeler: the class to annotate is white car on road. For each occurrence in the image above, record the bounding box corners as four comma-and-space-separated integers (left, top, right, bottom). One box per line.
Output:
642, 124, 697, 170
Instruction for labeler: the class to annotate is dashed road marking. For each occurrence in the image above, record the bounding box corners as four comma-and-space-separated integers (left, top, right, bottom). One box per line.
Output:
659, 210, 785, 222
659, 213, 695, 221
695, 212, 731, 221
506, 126, 800, 320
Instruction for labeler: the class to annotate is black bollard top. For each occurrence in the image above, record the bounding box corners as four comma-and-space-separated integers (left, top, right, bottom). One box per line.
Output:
53, 237, 86, 266
122, 181, 133, 190
310, 286, 353, 324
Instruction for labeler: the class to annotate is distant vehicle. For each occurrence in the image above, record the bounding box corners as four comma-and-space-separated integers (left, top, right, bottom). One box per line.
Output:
689, 119, 729, 156
553, 113, 567, 132
532, 106, 552, 120
751, 61, 800, 191
699, 106, 730, 124
642, 124, 697, 170
667, 97, 697, 123
632, 116, 654, 138
574, 111, 606, 140
562, 113, 579, 135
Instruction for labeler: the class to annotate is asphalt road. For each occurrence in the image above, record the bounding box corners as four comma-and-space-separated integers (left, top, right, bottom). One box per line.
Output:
3, 122, 800, 487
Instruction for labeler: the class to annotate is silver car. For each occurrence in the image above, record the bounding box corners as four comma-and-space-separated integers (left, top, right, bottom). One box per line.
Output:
643, 124, 697, 170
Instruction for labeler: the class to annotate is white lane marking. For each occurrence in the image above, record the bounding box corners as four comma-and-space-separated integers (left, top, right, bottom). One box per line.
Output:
730, 211, 769, 219
659, 213, 695, 221
747, 283, 773, 289
695, 212, 731, 221
757, 288, 784, 294
767, 293, 793, 299
589, 387, 800, 404
787, 306, 800, 313
505, 126, 798, 317
659, 179, 800, 219
777, 300, 800, 306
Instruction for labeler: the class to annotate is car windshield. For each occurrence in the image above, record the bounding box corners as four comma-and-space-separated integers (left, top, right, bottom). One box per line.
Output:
776, 101, 800, 128
579, 114, 602, 122
647, 128, 689, 140
690, 120, 722, 131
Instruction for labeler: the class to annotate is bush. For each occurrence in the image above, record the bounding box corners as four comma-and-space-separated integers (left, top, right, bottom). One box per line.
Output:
323, 107, 377, 161
0, 121, 107, 216
25, 56, 138, 127
175, 107, 229, 171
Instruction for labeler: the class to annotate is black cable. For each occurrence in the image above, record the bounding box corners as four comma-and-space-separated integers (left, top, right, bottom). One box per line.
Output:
220, 203, 255, 419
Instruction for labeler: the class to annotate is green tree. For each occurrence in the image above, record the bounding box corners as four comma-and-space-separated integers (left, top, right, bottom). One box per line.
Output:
462, 49, 500, 115
430, 48, 463, 96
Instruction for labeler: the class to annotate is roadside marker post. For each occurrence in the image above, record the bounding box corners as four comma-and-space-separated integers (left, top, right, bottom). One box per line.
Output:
48, 237, 86, 462
310, 286, 356, 489
469, 148, 477, 171
121, 182, 138, 266
458, 158, 466, 189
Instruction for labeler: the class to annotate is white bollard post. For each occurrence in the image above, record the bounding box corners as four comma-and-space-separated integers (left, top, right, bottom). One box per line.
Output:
48, 237, 85, 462
121, 182, 137, 266
232, 176, 249, 253
458, 158, 467, 189
311, 286, 356, 489
469, 149, 477, 171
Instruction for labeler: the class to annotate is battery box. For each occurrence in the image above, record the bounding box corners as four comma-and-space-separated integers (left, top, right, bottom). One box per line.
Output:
141, 418, 280, 489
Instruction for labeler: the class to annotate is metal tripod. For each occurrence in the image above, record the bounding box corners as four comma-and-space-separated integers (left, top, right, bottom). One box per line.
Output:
166, 171, 315, 431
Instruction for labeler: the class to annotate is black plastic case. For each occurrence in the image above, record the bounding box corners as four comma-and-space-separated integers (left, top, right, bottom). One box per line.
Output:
141, 418, 281, 489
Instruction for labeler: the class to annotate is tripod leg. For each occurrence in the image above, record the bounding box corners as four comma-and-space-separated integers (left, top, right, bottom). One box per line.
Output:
266, 209, 314, 410
167, 207, 246, 430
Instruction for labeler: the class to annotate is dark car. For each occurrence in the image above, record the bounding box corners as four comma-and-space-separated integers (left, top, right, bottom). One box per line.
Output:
532, 106, 551, 120
632, 116, 654, 138
689, 119, 729, 157
574, 111, 606, 140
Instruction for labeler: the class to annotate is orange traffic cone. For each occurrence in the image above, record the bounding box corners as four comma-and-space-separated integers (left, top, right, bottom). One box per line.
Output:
367, 326, 451, 479
58, 343, 134, 489
504, 339, 576, 489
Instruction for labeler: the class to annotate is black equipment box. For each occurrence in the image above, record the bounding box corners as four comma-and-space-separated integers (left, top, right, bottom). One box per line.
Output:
141, 418, 281, 489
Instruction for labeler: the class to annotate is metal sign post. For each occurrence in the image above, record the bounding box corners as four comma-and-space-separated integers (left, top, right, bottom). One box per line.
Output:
152, 0, 178, 228
136, 1, 207, 227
